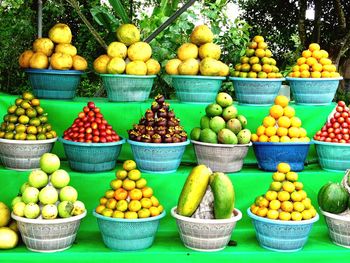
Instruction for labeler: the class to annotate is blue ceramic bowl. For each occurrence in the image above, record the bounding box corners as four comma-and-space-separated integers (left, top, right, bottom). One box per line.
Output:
127, 139, 190, 173
93, 210, 165, 251
229, 77, 285, 106
59, 137, 125, 172
314, 140, 350, 171
247, 208, 319, 252
253, 142, 311, 171
26, 69, 83, 100
172, 75, 225, 104
286, 77, 343, 105
100, 74, 156, 102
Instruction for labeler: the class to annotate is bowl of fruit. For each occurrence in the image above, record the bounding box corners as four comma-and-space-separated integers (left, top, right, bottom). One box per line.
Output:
249, 163, 319, 252
127, 94, 189, 173
10, 153, 87, 252
0, 92, 58, 170
93, 160, 165, 251
190, 93, 251, 172
286, 43, 342, 105
229, 35, 284, 106
59, 101, 124, 172
313, 101, 350, 171
19, 23, 88, 100
171, 165, 242, 251
251, 95, 311, 171
165, 25, 229, 104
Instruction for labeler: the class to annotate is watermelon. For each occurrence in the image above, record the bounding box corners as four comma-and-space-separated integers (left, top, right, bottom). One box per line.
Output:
318, 182, 349, 214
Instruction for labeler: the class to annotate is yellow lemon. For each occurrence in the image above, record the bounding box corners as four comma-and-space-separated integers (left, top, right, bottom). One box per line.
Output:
177, 43, 198, 61
267, 209, 279, 220
269, 135, 280, 142
272, 172, 285, 182
288, 127, 300, 138
277, 127, 288, 137
302, 198, 312, 209
270, 181, 282, 191
265, 126, 277, 137
265, 190, 278, 201
279, 211, 291, 221
283, 181, 296, 193
293, 202, 305, 212
257, 126, 266, 136
277, 162, 291, 173
269, 199, 281, 210
258, 134, 269, 142
286, 171, 298, 182
274, 95, 289, 107
127, 42, 152, 62
278, 191, 290, 202
291, 191, 303, 202
278, 116, 291, 128
291, 211, 303, 221
251, 134, 259, 142
290, 117, 302, 128
302, 210, 313, 220
270, 105, 284, 119
283, 106, 295, 118
281, 201, 294, 212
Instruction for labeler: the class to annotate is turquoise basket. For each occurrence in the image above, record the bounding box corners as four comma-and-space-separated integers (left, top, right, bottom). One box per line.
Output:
93, 210, 165, 251
26, 69, 83, 100
247, 208, 319, 252
127, 139, 190, 173
59, 137, 125, 172
172, 75, 225, 104
286, 77, 343, 105
100, 74, 156, 102
314, 140, 350, 171
229, 77, 284, 106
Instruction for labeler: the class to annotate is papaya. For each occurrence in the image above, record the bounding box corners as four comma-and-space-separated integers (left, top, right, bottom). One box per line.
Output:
210, 172, 235, 219
177, 165, 212, 217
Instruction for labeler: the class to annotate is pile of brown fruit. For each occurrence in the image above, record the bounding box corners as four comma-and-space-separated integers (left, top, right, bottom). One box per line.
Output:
128, 95, 188, 143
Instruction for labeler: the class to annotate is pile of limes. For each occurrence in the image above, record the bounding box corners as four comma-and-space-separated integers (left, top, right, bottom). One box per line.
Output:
250, 163, 317, 221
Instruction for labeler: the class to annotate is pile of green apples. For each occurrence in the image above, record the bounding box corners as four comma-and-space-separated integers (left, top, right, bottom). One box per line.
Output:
11, 153, 85, 219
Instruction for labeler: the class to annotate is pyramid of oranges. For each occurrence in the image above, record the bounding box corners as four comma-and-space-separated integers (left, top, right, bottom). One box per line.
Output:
232, 35, 283, 79
95, 160, 163, 219
251, 95, 310, 143
250, 162, 317, 221
288, 43, 340, 78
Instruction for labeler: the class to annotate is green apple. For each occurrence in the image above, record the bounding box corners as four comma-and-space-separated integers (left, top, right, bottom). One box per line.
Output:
22, 187, 39, 204
50, 169, 70, 189
39, 186, 58, 205
59, 186, 78, 202
24, 203, 40, 219
39, 153, 60, 174
28, 170, 48, 189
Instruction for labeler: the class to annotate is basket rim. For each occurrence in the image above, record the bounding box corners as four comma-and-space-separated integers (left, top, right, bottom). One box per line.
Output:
93, 210, 166, 222
247, 208, 319, 225
320, 208, 350, 222
253, 141, 311, 146
171, 206, 242, 223
25, 68, 84, 75
11, 210, 87, 224
127, 139, 190, 147
313, 139, 350, 147
229, 77, 285, 82
171, 75, 226, 80
0, 137, 57, 144
99, 73, 156, 79
191, 140, 252, 148
59, 137, 125, 147
286, 77, 343, 81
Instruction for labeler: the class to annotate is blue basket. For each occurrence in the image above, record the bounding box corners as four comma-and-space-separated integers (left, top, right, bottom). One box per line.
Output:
253, 142, 311, 171
127, 139, 190, 173
229, 77, 284, 106
172, 75, 225, 104
59, 137, 125, 172
286, 77, 343, 105
100, 74, 156, 102
247, 208, 319, 252
25, 69, 83, 100
93, 210, 165, 251
314, 140, 350, 171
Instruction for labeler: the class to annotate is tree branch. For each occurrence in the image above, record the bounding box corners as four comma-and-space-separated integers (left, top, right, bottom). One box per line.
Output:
333, 0, 346, 33
298, 0, 307, 47
335, 30, 350, 68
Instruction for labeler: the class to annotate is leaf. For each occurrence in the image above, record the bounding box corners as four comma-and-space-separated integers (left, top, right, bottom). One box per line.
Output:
108, 0, 130, 24
90, 6, 119, 31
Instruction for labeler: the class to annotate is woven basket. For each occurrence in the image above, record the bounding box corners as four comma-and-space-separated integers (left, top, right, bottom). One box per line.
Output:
341, 170, 350, 195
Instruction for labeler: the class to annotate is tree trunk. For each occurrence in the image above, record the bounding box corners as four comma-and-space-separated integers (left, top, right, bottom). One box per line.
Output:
298, 0, 307, 48
333, 0, 346, 33
313, 0, 322, 43
335, 31, 350, 68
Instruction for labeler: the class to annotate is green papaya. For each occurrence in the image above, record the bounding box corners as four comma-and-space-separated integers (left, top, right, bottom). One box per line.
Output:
210, 172, 235, 219
177, 165, 212, 217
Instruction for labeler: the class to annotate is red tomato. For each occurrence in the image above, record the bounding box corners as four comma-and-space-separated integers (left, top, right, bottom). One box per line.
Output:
338, 101, 346, 107
336, 106, 344, 112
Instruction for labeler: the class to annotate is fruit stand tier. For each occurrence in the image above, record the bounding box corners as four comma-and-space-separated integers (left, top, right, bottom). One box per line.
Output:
0, 163, 349, 262
0, 92, 335, 164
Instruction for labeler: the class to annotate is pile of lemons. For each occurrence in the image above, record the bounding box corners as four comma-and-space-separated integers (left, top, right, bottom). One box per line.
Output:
251, 95, 310, 143
250, 162, 317, 221
93, 24, 160, 76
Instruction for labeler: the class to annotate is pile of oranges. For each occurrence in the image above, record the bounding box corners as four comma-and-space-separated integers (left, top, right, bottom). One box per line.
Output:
251, 95, 310, 143
250, 162, 317, 221
288, 43, 340, 78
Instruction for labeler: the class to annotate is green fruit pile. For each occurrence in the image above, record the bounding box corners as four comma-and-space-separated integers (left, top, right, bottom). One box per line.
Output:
0, 92, 57, 140
190, 92, 251, 144
11, 153, 86, 220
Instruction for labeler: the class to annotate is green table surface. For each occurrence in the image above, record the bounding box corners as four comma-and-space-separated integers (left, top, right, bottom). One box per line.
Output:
0, 163, 349, 262
0, 92, 335, 164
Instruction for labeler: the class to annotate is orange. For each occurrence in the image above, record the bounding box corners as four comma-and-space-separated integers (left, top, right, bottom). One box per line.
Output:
280, 135, 291, 142
149, 206, 161, 217
306, 57, 317, 67
312, 63, 323, 72
255, 49, 266, 58
263, 116, 276, 127
294, 181, 304, 190
297, 57, 306, 65
277, 127, 288, 137
302, 198, 312, 209
251, 133, 259, 142
311, 71, 322, 78
269, 199, 281, 210
329, 65, 337, 72
279, 211, 291, 221
250, 204, 259, 215
299, 190, 308, 199
267, 72, 276, 78
258, 134, 269, 142
330, 72, 340, 78
96, 205, 106, 214
262, 64, 273, 73
290, 117, 302, 127
257, 125, 266, 136
302, 210, 312, 220
257, 42, 268, 49
138, 208, 151, 218
291, 191, 303, 202
252, 64, 262, 72
269, 135, 280, 142
312, 50, 323, 59
122, 179, 136, 191
293, 71, 301, 78
286, 171, 298, 181
265, 126, 277, 137
319, 49, 329, 58
129, 188, 143, 200
116, 169, 128, 180
282, 181, 295, 193
124, 211, 138, 219
270, 105, 284, 119
291, 138, 300, 142
272, 172, 285, 181
249, 56, 259, 64
319, 58, 332, 65
274, 95, 289, 107
106, 198, 117, 209
291, 211, 303, 221
136, 178, 147, 189
277, 162, 291, 173
256, 207, 268, 217
128, 200, 142, 212
248, 41, 258, 49
123, 160, 137, 171
114, 188, 128, 200
292, 65, 300, 72
299, 127, 307, 137
265, 49, 272, 57
283, 106, 295, 118
116, 200, 128, 212
288, 72, 294, 77
105, 190, 115, 199
309, 43, 320, 52
278, 116, 291, 128
150, 196, 160, 206
258, 71, 268, 78
281, 201, 293, 212
321, 71, 331, 78
300, 70, 311, 78
293, 202, 305, 212
267, 209, 279, 220
302, 50, 312, 58
270, 181, 282, 191
141, 186, 154, 198
255, 196, 269, 207
253, 35, 264, 43
140, 197, 152, 208
299, 64, 309, 71
128, 169, 141, 181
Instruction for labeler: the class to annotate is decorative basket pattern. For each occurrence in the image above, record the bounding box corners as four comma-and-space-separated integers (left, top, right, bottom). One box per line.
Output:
341, 170, 350, 195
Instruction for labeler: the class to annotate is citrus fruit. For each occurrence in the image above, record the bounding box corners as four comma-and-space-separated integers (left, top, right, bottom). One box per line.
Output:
277, 191, 290, 202
272, 172, 285, 182
281, 201, 293, 212
274, 95, 289, 107
293, 202, 305, 212
279, 211, 291, 221
116, 24, 140, 46
288, 127, 300, 138
257, 207, 268, 217
277, 127, 288, 137
267, 209, 279, 220
283, 106, 295, 118
270, 181, 282, 191
291, 211, 303, 221
265, 126, 277, 137
301, 210, 312, 220
257, 126, 266, 136
286, 171, 298, 182
269, 199, 281, 210
282, 181, 295, 193
270, 105, 284, 119
265, 190, 278, 201
291, 191, 303, 202
258, 135, 268, 142
277, 116, 291, 128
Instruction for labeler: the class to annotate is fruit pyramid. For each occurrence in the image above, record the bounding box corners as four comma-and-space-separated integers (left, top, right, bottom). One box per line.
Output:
251, 95, 310, 143
95, 160, 164, 219
313, 101, 350, 143
93, 24, 161, 76
0, 92, 57, 140
288, 43, 341, 78
19, 23, 88, 71
63, 101, 121, 143
190, 92, 251, 144
232, 35, 282, 79
250, 162, 317, 221
128, 94, 188, 143
165, 25, 229, 77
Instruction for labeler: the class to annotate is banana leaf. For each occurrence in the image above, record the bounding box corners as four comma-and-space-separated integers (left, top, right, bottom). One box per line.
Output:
90, 6, 120, 32
108, 0, 130, 24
